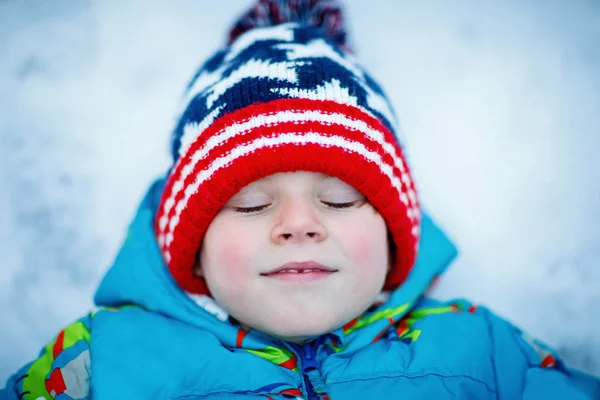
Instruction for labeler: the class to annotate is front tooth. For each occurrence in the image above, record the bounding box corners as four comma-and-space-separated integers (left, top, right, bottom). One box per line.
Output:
288, 269, 299, 273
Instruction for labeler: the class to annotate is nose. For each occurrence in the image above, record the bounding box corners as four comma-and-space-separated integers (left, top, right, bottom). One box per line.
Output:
271, 198, 327, 245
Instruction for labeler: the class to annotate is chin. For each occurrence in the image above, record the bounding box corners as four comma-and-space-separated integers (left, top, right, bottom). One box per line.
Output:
263, 319, 341, 343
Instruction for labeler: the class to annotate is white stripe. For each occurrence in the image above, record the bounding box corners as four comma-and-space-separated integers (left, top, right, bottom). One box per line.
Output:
159, 109, 414, 232
275, 39, 397, 126
226, 24, 295, 62
160, 132, 416, 256
412, 225, 420, 237
205, 59, 301, 108
180, 24, 296, 116
180, 57, 300, 113
178, 105, 223, 158
180, 62, 227, 114
271, 79, 359, 107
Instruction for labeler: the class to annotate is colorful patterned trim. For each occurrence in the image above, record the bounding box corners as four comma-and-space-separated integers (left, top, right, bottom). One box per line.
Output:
15, 306, 137, 400
17, 317, 91, 400
246, 346, 300, 373
343, 302, 411, 336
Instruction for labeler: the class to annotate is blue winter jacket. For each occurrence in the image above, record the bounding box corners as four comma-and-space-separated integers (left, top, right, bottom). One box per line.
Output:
2, 179, 599, 399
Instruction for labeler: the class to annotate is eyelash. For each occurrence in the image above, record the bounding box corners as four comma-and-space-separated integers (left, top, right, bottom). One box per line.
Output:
234, 201, 359, 213
234, 205, 270, 213
323, 201, 358, 209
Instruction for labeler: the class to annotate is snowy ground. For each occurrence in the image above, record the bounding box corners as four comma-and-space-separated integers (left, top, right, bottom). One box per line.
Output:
1, 0, 599, 382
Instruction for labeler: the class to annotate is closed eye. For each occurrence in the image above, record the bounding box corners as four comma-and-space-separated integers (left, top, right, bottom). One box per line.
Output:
234, 204, 270, 213
321, 200, 360, 209
234, 200, 362, 213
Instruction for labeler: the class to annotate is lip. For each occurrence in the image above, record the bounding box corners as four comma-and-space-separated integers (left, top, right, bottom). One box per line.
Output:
261, 261, 338, 283
262, 261, 338, 276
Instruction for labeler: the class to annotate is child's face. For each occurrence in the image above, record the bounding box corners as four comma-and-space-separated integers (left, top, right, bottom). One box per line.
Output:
197, 171, 390, 343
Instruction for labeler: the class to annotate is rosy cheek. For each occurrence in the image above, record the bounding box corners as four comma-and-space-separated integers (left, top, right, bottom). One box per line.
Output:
205, 218, 253, 278
338, 216, 388, 279
343, 230, 378, 263
216, 244, 252, 286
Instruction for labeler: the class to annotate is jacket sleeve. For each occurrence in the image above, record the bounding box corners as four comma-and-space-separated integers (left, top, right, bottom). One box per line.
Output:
478, 305, 600, 400
0, 314, 92, 400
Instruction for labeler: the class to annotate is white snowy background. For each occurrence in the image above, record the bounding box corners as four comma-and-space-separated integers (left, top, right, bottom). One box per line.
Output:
1, 0, 599, 383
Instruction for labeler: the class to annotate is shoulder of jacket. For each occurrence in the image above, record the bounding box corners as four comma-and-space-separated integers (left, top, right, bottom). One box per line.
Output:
14, 313, 91, 400
14, 305, 140, 400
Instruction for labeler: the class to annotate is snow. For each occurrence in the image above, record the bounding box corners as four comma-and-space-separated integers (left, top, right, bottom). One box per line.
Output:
1, 0, 599, 381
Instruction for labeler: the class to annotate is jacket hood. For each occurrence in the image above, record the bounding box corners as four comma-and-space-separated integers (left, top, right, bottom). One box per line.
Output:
94, 178, 457, 353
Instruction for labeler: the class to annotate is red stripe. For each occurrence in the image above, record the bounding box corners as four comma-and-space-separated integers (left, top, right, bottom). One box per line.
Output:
236, 330, 247, 348
343, 317, 359, 332
541, 354, 557, 368
372, 329, 386, 343
396, 319, 408, 337
280, 354, 298, 370
53, 330, 65, 358
279, 388, 303, 397
177, 98, 396, 174
156, 97, 401, 229
166, 142, 418, 294
372, 317, 394, 343
45, 368, 66, 395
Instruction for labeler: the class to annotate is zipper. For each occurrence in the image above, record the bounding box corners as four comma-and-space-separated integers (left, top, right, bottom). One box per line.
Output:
301, 342, 319, 399
292, 340, 321, 400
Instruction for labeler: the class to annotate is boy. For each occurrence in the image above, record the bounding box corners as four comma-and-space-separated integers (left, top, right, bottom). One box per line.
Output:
2, 0, 599, 399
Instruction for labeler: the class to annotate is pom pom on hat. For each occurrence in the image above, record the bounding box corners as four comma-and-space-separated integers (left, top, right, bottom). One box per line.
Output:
228, 0, 350, 52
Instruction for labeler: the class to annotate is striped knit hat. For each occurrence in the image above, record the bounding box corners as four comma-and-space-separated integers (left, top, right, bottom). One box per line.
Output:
155, 0, 421, 295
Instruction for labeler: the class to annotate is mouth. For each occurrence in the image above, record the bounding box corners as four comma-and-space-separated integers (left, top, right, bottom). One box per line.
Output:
261, 261, 338, 282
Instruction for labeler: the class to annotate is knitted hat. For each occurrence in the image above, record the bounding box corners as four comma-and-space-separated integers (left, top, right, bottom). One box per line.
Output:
155, 0, 421, 295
